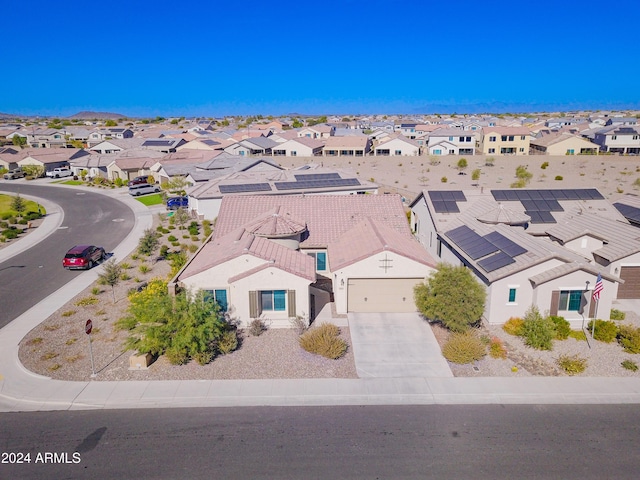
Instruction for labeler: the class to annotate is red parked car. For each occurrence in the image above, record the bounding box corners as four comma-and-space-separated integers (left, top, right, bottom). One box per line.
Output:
63, 245, 106, 270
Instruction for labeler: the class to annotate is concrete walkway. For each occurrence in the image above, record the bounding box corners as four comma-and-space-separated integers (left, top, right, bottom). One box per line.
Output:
1, 181, 640, 411
348, 313, 453, 378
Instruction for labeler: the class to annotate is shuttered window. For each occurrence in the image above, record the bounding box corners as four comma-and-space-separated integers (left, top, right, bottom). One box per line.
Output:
249, 291, 259, 318
287, 290, 296, 317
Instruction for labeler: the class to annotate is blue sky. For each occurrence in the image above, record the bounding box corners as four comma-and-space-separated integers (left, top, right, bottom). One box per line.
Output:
2, 0, 639, 117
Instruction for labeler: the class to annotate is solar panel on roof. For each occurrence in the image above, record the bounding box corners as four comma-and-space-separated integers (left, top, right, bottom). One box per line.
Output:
504, 190, 519, 201
528, 190, 542, 200
545, 199, 563, 212
478, 251, 516, 273
274, 178, 360, 190
525, 210, 556, 224
294, 173, 341, 181
613, 203, 640, 223
432, 201, 460, 213
585, 188, 604, 200
143, 140, 174, 147
219, 183, 272, 194
446, 225, 499, 259
539, 189, 557, 200
484, 231, 528, 257
492, 190, 508, 202
561, 190, 580, 200
521, 199, 540, 211
452, 191, 466, 202
516, 191, 531, 201
428, 191, 443, 201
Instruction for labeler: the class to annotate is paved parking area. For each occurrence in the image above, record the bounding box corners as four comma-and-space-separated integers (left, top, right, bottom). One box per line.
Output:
348, 313, 453, 378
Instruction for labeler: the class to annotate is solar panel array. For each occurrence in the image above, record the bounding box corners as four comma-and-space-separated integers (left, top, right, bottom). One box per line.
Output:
446, 226, 528, 272
429, 191, 467, 214
274, 178, 360, 190
294, 173, 341, 181
478, 251, 516, 273
446, 226, 499, 260
219, 183, 272, 194
613, 203, 640, 223
143, 140, 175, 147
525, 211, 556, 224
520, 199, 563, 212
492, 189, 604, 202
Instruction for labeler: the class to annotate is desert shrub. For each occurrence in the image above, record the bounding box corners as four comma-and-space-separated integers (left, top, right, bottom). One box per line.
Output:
489, 337, 507, 359
61, 310, 76, 317
610, 308, 626, 321
521, 307, 555, 350
137, 228, 160, 255
139, 264, 151, 274
168, 235, 177, 242
299, 323, 347, 359
248, 318, 267, 337
442, 330, 487, 364
160, 245, 169, 257
471, 169, 481, 181
557, 354, 587, 375
165, 347, 189, 365
503, 317, 524, 336
541, 161, 549, 169
440, 176, 448, 183
617, 324, 640, 353
554, 175, 563, 181
588, 319, 618, 343
91, 287, 101, 295
290, 315, 308, 335
2, 228, 20, 239
621, 359, 639, 372
216, 330, 238, 354
549, 315, 571, 340
75, 296, 98, 307
193, 351, 213, 365
568, 330, 587, 341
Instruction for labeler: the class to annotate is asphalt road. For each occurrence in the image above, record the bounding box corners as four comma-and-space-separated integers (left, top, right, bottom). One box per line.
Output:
0, 183, 135, 327
1, 405, 639, 479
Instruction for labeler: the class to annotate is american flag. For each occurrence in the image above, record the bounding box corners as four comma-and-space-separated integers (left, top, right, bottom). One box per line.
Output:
592, 273, 604, 301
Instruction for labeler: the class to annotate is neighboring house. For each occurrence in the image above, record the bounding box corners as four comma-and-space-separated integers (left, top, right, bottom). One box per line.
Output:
107, 156, 158, 182
17, 148, 90, 174
89, 138, 145, 154
322, 136, 372, 157
184, 153, 283, 184
426, 129, 476, 156
272, 137, 324, 157
479, 127, 531, 155
605, 117, 637, 127
86, 128, 133, 146
0, 153, 19, 171
410, 188, 628, 325
374, 135, 421, 156
224, 137, 279, 156
176, 139, 223, 151
530, 132, 600, 155
592, 126, 640, 154
69, 153, 112, 178
141, 138, 187, 153
187, 165, 378, 219
297, 125, 335, 138
26, 128, 67, 148
150, 149, 223, 185
545, 118, 587, 129
170, 194, 436, 328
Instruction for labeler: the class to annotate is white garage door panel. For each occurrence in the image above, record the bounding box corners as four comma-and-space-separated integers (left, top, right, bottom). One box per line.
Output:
347, 278, 422, 312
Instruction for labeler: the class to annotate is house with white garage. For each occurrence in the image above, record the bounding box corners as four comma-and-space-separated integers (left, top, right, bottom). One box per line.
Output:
170, 194, 436, 327
272, 137, 324, 157
409, 188, 627, 325
426, 128, 476, 156
374, 135, 421, 156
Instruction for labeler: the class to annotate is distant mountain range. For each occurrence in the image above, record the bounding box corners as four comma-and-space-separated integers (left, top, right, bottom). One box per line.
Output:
66, 111, 127, 120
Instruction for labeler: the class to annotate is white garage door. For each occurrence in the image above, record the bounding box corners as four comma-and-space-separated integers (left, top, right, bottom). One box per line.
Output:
347, 278, 423, 313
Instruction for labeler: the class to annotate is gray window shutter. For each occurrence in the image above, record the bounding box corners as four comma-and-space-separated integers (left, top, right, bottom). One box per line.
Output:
249, 291, 259, 318
588, 296, 597, 318
287, 290, 296, 317
550, 290, 559, 316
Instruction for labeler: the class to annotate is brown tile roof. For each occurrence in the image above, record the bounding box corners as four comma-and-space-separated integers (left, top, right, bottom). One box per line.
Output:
322, 136, 369, 149
329, 217, 436, 270
244, 206, 307, 237
214, 194, 409, 248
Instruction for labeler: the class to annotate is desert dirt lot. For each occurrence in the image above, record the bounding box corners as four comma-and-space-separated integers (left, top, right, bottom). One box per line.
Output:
16, 153, 640, 379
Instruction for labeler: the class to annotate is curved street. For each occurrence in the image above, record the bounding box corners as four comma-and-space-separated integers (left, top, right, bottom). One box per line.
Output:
0, 182, 136, 328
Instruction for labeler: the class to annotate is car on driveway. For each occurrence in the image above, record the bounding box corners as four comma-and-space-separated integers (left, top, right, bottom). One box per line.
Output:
167, 196, 188, 210
128, 175, 151, 187
63, 245, 106, 270
3, 168, 25, 180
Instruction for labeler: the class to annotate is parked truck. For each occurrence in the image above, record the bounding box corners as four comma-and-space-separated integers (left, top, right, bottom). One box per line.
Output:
3, 168, 25, 180
46, 167, 73, 178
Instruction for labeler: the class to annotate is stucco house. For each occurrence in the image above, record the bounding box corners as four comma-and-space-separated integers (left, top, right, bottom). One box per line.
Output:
374, 135, 421, 156
223, 137, 279, 156
17, 148, 90, 174
410, 188, 628, 326
530, 132, 600, 155
272, 137, 324, 157
322, 136, 372, 157
426, 128, 476, 156
89, 138, 145, 154
171, 194, 436, 327
592, 126, 640, 154
479, 127, 531, 155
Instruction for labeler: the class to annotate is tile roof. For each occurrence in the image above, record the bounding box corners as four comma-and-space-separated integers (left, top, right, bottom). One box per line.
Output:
329, 217, 436, 270
214, 194, 409, 248
322, 136, 370, 149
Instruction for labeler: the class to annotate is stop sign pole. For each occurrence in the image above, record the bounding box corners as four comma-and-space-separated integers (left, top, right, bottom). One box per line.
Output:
85, 319, 96, 377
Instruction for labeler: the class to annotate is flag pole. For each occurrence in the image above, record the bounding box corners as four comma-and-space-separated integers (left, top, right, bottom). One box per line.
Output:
591, 298, 599, 339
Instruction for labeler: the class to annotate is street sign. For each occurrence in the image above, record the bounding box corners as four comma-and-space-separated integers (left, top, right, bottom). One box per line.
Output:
85, 319, 93, 335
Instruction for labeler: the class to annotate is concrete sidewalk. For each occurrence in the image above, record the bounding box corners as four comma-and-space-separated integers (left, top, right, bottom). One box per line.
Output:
1, 182, 640, 412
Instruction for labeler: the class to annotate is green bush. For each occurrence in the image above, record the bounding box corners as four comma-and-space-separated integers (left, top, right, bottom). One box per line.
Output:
216, 330, 238, 355
617, 324, 640, 353
588, 319, 618, 343
441, 330, 487, 364
556, 354, 587, 375
299, 323, 347, 359
568, 329, 587, 341
621, 359, 639, 372
503, 317, 524, 336
1, 228, 20, 239
554, 175, 563, 181
489, 337, 507, 359
541, 161, 549, 169
160, 245, 169, 257
168, 235, 177, 242
137, 228, 160, 255
610, 309, 626, 321
549, 315, 571, 340
440, 176, 448, 183
521, 307, 555, 350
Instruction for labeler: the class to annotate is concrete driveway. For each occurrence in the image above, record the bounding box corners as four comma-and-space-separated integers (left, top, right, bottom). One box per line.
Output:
348, 313, 453, 378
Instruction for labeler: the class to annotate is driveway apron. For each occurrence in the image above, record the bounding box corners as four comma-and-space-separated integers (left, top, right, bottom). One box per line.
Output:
347, 313, 453, 378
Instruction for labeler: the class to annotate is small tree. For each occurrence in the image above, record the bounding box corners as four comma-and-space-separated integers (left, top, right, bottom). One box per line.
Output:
10, 194, 26, 217
414, 263, 486, 332
138, 228, 160, 256
471, 169, 481, 181
12, 135, 27, 148
99, 259, 122, 303
457, 158, 468, 172
173, 208, 190, 230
